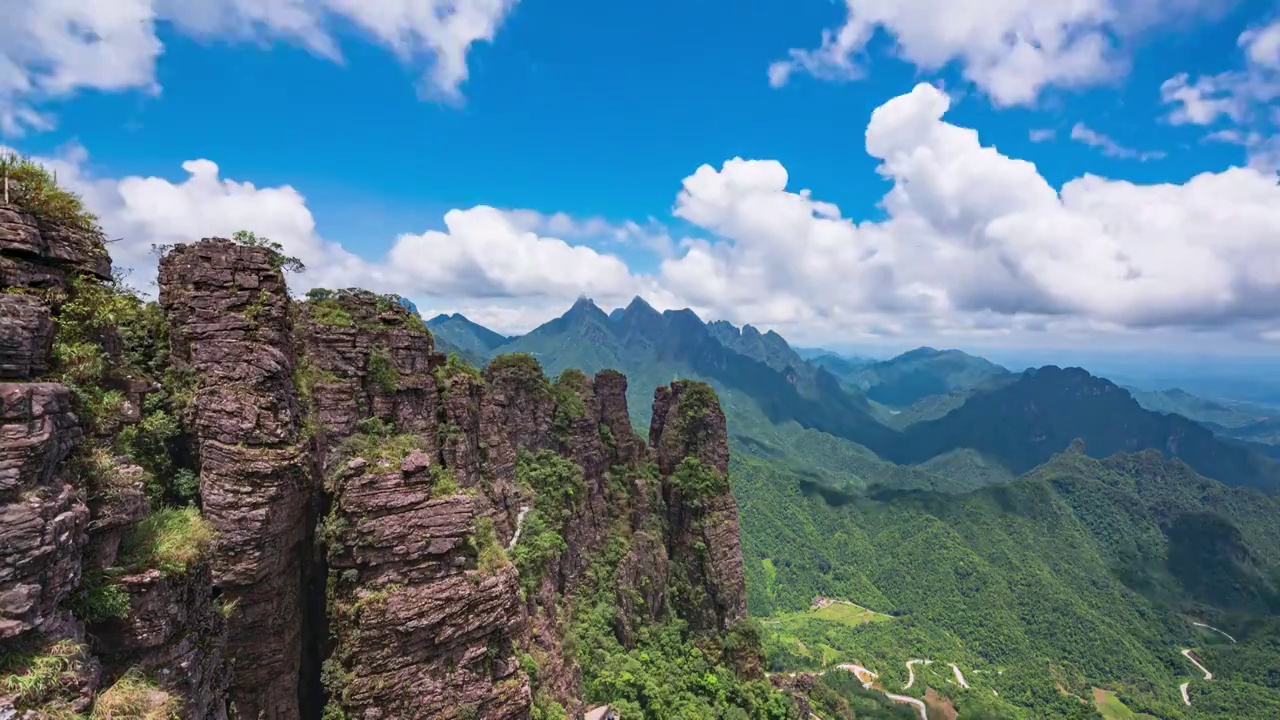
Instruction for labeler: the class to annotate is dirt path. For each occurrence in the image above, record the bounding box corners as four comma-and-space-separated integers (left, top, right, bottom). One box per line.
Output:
1181, 649, 1212, 680
903, 659, 930, 690
948, 663, 970, 689
832, 664, 927, 720
884, 692, 928, 720
1180, 682, 1191, 706
506, 506, 530, 551
1192, 622, 1237, 644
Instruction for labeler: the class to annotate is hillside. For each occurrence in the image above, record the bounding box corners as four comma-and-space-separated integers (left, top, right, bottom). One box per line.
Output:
849, 347, 1012, 407
425, 312, 511, 365
888, 366, 1280, 493
738, 446, 1280, 719
1129, 387, 1277, 428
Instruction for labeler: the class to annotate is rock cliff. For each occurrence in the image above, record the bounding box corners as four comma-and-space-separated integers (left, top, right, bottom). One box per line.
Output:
1, 197, 226, 718
2, 186, 770, 718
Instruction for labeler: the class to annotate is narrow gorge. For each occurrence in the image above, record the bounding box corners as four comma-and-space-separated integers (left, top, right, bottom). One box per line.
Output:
0, 173, 783, 719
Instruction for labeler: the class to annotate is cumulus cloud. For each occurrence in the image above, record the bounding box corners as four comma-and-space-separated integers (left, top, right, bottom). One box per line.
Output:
1162, 18, 1280, 171
0, 0, 517, 133
662, 84, 1280, 338
37, 147, 641, 316
1069, 122, 1166, 160
769, 0, 1230, 106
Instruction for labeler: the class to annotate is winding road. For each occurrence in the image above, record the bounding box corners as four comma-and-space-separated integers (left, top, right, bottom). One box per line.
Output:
1178, 648, 1213, 707
903, 659, 930, 690
832, 664, 927, 720
949, 663, 970, 689
1181, 649, 1212, 681
1192, 622, 1237, 644
506, 506, 530, 552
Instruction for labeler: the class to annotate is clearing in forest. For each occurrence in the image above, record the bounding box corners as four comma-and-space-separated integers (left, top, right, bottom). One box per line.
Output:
1092, 688, 1158, 720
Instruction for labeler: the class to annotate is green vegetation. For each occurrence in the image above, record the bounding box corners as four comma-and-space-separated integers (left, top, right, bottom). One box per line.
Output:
334, 417, 425, 468
805, 670, 918, 719
117, 507, 214, 577
305, 289, 356, 327
232, 229, 305, 273
0, 639, 85, 714
471, 516, 509, 574
550, 369, 590, 441
66, 571, 131, 625
510, 450, 583, 592
1093, 688, 1159, 720
667, 457, 729, 507
366, 346, 399, 393
91, 669, 179, 719
1, 151, 101, 231
510, 510, 567, 594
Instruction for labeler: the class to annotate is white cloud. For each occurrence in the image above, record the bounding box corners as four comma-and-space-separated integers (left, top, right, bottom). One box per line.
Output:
39, 146, 643, 312
1069, 122, 1166, 160
0, 0, 517, 134
23, 82, 1280, 346
1162, 19, 1280, 171
661, 84, 1280, 338
767, 0, 1226, 106
1028, 128, 1056, 142
0, 0, 161, 134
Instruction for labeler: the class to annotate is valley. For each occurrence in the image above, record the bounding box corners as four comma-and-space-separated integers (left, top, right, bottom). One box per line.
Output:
431, 296, 1280, 719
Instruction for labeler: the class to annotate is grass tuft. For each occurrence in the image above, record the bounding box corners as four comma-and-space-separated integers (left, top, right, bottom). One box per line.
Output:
92, 668, 180, 719
117, 507, 214, 577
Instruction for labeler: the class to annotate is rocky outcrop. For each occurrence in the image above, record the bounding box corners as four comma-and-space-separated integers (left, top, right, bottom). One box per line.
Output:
296, 289, 441, 472
0, 383, 87, 641
0, 221, 763, 719
0, 204, 111, 285
649, 380, 748, 634
89, 562, 230, 720
159, 238, 309, 719
324, 454, 530, 719
0, 294, 53, 379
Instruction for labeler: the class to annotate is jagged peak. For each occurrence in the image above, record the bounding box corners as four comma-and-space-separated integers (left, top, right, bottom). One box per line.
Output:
625, 295, 660, 316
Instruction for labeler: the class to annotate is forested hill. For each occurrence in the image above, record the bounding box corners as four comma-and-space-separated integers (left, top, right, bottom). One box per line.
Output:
886, 365, 1280, 493
737, 445, 1280, 718
844, 346, 1012, 406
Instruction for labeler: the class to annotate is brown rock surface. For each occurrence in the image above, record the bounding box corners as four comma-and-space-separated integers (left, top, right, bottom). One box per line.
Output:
296, 289, 440, 472
89, 563, 230, 720
159, 238, 308, 719
648, 380, 747, 634
0, 295, 53, 379
0, 204, 111, 282
0, 383, 88, 640
325, 454, 530, 719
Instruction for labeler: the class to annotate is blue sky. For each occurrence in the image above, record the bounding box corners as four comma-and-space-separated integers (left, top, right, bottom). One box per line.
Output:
4, 0, 1280, 356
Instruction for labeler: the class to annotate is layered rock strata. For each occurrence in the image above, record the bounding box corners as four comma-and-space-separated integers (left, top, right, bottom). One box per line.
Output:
159, 239, 308, 719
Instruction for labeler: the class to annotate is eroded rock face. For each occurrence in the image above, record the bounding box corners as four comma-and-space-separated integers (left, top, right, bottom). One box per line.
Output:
0, 204, 111, 284
325, 456, 530, 719
89, 562, 230, 720
649, 380, 748, 634
159, 239, 308, 719
0, 383, 87, 641
0, 295, 53, 379
296, 289, 441, 472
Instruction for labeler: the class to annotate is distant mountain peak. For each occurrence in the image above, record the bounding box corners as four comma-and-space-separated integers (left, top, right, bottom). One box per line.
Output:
626, 295, 657, 312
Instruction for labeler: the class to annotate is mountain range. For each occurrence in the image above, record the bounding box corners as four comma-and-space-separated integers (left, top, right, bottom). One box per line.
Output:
428, 296, 1280, 494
